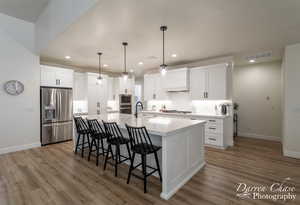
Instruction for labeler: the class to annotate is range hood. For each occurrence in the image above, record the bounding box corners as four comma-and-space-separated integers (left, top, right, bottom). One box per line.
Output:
164, 68, 190, 92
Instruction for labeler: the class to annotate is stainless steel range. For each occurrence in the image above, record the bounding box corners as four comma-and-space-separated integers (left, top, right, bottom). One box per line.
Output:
40, 87, 73, 145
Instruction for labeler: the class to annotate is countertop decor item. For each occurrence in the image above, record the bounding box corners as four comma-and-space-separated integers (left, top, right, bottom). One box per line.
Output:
4, 80, 24, 96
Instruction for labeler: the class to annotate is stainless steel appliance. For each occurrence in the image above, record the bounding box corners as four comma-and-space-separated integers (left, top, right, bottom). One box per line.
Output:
119, 94, 132, 114
40, 87, 73, 145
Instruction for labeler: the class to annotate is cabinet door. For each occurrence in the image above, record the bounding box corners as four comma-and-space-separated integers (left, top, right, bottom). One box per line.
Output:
144, 74, 155, 101
155, 74, 169, 100
55, 69, 73, 88
41, 66, 56, 87
73, 72, 87, 101
190, 68, 207, 100
207, 65, 227, 99
119, 77, 132, 94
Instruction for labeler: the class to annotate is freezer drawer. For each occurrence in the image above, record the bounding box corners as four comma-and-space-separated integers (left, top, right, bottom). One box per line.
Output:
41, 121, 73, 145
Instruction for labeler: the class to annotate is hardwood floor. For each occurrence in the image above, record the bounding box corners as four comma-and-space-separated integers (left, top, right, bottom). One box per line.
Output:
0, 137, 299, 205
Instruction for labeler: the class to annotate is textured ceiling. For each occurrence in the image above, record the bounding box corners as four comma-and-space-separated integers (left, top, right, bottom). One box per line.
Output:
40, 0, 300, 76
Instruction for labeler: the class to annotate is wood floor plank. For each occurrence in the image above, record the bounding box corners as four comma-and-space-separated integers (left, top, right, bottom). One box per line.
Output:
0, 137, 299, 205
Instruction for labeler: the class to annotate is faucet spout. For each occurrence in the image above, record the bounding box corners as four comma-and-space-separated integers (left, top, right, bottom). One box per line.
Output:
135, 101, 144, 118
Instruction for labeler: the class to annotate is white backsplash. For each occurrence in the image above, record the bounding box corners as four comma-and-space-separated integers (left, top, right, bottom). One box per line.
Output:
146, 92, 232, 115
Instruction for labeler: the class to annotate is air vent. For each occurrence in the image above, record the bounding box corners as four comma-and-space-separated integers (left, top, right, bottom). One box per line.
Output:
246, 51, 272, 61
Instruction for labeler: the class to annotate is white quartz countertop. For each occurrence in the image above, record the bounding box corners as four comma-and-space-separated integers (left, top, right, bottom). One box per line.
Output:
142, 110, 230, 119
83, 113, 206, 136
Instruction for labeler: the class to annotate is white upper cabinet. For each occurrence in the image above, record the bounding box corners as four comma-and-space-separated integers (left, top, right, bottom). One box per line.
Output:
118, 77, 134, 95
107, 77, 118, 101
144, 73, 169, 101
41, 65, 74, 88
164, 68, 189, 91
73, 72, 87, 101
87, 73, 108, 115
190, 68, 207, 99
190, 63, 231, 100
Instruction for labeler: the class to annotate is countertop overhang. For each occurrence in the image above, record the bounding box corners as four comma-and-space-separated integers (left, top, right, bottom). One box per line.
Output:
83, 113, 206, 136
142, 110, 230, 119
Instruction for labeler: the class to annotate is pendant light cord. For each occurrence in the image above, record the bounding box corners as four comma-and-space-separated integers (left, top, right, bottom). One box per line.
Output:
124, 45, 126, 73
163, 29, 165, 65
123, 42, 128, 73
98, 52, 102, 76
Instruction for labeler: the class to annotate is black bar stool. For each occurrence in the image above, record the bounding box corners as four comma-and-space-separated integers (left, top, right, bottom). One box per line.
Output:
74, 116, 91, 158
102, 121, 131, 177
125, 124, 162, 193
87, 119, 110, 166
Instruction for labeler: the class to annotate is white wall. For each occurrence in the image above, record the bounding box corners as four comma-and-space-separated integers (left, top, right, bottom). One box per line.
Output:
282, 44, 300, 159
233, 61, 282, 141
0, 13, 40, 154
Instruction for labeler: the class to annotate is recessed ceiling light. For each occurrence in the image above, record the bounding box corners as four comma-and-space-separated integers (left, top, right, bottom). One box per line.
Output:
171, 54, 177, 58
65, 56, 71, 59
103, 64, 108, 67
249, 59, 256, 63
130, 69, 134, 73
138, 62, 143, 65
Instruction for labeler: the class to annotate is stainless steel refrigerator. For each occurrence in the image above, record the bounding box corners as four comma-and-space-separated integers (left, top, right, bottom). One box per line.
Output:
40, 87, 73, 146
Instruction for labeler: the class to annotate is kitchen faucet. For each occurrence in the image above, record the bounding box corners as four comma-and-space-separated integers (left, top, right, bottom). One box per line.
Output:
135, 101, 144, 118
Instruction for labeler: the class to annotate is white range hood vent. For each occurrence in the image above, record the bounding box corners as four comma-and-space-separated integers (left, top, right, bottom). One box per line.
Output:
164, 68, 190, 92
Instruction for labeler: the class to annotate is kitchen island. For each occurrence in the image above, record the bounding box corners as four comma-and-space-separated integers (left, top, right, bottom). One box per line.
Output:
75, 113, 206, 200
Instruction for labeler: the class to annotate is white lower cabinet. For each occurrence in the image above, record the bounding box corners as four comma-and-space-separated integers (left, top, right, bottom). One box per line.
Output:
143, 112, 233, 148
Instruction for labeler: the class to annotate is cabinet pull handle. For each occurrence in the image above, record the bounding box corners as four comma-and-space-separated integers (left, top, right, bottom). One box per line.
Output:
208, 138, 216, 141
209, 127, 216, 130
206, 92, 208, 98
153, 94, 156, 99
203, 92, 206, 98
209, 120, 216, 122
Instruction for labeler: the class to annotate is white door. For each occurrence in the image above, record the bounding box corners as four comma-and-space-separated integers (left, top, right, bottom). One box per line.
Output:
190, 68, 207, 100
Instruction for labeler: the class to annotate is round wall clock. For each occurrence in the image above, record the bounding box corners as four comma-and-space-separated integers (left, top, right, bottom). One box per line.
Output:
4, 80, 24, 96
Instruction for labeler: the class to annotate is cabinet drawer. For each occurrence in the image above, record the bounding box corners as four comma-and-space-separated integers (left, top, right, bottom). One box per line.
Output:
205, 133, 222, 146
206, 119, 222, 126
205, 124, 223, 134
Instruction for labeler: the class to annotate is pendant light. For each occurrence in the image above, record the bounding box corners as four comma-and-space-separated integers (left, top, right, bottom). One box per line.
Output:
97, 52, 103, 84
122, 42, 129, 80
160, 25, 168, 76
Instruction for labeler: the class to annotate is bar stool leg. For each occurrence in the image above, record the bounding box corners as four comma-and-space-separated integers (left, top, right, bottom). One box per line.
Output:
75, 134, 81, 154
115, 145, 119, 177
104, 144, 111, 170
81, 134, 85, 158
127, 152, 136, 184
96, 138, 100, 166
154, 151, 162, 182
142, 154, 147, 193
88, 138, 94, 161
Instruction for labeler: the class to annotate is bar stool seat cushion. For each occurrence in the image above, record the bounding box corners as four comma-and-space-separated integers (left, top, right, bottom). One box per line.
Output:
132, 143, 161, 155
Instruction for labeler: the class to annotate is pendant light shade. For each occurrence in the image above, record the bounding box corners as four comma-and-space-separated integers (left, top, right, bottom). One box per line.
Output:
160, 25, 168, 76
122, 42, 129, 80
97, 52, 103, 84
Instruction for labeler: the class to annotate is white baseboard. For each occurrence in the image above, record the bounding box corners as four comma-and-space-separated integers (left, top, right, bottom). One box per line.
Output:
0, 142, 41, 155
283, 149, 300, 159
160, 162, 206, 200
239, 132, 281, 142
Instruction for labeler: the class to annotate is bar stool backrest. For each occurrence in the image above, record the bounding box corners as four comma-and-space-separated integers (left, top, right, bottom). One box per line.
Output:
102, 121, 124, 140
87, 119, 105, 135
74, 117, 89, 133
125, 124, 154, 150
